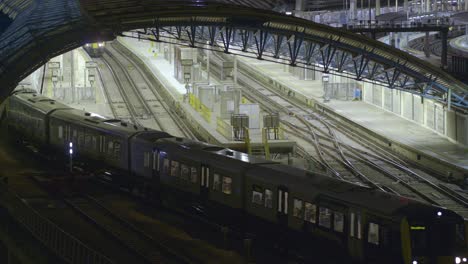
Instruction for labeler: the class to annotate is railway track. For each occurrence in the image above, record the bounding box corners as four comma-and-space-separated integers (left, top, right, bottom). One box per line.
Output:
106, 42, 195, 139
94, 57, 133, 122
207, 51, 468, 217
65, 194, 192, 264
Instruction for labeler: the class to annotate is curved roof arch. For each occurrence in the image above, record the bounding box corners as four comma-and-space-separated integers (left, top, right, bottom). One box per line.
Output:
0, 0, 467, 108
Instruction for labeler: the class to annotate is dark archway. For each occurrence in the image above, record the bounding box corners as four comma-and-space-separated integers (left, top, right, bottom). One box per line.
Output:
0, 0, 467, 107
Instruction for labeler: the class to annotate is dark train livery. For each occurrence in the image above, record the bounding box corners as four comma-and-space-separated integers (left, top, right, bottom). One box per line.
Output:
4, 90, 468, 264
83, 42, 105, 57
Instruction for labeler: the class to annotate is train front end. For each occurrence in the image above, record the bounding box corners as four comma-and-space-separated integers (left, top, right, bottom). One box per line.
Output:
402, 207, 467, 264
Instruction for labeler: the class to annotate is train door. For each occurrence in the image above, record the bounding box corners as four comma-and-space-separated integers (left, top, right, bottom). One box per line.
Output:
200, 164, 210, 201
348, 210, 364, 262
277, 187, 289, 227
152, 149, 161, 196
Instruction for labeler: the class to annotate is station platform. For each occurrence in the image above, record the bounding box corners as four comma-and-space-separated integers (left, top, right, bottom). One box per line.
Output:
450, 35, 468, 56
379, 32, 441, 67
117, 37, 295, 154
236, 56, 468, 181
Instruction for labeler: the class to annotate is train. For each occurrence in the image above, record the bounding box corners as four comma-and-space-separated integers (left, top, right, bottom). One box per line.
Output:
3, 89, 468, 264
83, 42, 105, 57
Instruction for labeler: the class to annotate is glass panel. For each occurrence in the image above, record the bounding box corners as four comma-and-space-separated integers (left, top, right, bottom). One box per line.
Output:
144, 152, 150, 167
58, 126, 63, 139
213, 174, 221, 191
252, 186, 263, 205
114, 142, 121, 158
92, 136, 97, 150
181, 164, 189, 180
368, 223, 379, 245
357, 213, 362, 239
264, 189, 273, 208
170, 161, 180, 177
108, 141, 114, 154
190, 167, 197, 183
293, 199, 303, 218
304, 203, 316, 223
319, 207, 331, 229
334, 212, 344, 232
163, 159, 170, 174
350, 213, 355, 237
222, 177, 232, 194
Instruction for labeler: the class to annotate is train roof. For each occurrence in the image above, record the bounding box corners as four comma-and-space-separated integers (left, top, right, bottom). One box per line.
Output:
132, 130, 173, 142
248, 164, 456, 220
156, 137, 275, 165
51, 109, 145, 137
11, 91, 70, 114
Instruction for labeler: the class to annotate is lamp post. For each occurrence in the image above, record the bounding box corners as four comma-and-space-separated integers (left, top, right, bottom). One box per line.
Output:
69, 142, 74, 173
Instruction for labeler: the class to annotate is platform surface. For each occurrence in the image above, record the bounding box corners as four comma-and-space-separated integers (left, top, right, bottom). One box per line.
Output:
239, 57, 468, 171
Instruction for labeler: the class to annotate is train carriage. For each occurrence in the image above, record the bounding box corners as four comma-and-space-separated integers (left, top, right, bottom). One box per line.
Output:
245, 163, 467, 264
7, 91, 70, 146
48, 109, 143, 173
4, 90, 467, 264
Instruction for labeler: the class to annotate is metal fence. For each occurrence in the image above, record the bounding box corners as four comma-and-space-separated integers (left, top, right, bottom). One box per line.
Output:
323, 83, 361, 101
1, 190, 113, 264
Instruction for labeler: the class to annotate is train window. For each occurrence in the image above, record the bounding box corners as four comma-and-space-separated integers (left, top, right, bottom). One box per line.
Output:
114, 142, 121, 158
84, 134, 91, 148
144, 152, 150, 168
190, 167, 197, 183
92, 136, 97, 150
304, 203, 316, 223
108, 141, 114, 154
356, 214, 362, 239
73, 129, 77, 139
222, 177, 232, 195
181, 164, 189, 181
58, 126, 63, 139
213, 174, 221, 191
293, 199, 303, 218
368, 223, 379, 245
264, 189, 273, 208
350, 213, 355, 237
252, 185, 263, 205
170, 161, 180, 177
163, 159, 170, 174
319, 207, 332, 229
78, 132, 84, 147
334, 212, 344, 233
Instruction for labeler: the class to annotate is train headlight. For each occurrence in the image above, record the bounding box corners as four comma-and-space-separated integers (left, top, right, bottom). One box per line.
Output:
456, 257, 461, 264
412, 261, 418, 264
462, 257, 467, 262
85, 44, 90, 47
98, 42, 104, 47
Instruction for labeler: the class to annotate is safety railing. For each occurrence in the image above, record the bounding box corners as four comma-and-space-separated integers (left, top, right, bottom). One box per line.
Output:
216, 117, 233, 140
189, 93, 212, 123
0, 189, 113, 264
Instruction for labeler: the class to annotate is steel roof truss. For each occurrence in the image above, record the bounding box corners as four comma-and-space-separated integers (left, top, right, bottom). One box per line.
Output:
287, 33, 303, 66
254, 30, 268, 60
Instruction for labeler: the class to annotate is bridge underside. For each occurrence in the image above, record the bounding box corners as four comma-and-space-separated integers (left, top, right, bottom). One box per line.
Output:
0, 0, 467, 108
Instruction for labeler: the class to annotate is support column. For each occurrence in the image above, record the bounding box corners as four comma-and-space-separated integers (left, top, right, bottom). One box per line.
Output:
368, 0, 372, 20
441, 30, 448, 69
404, 0, 409, 11
426, 0, 431, 12
295, 0, 305, 11
360, 0, 364, 20
465, 0, 468, 11
350, 0, 357, 20
424, 32, 430, 57
395, 0, 399, 11
376, 0, 381, 16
